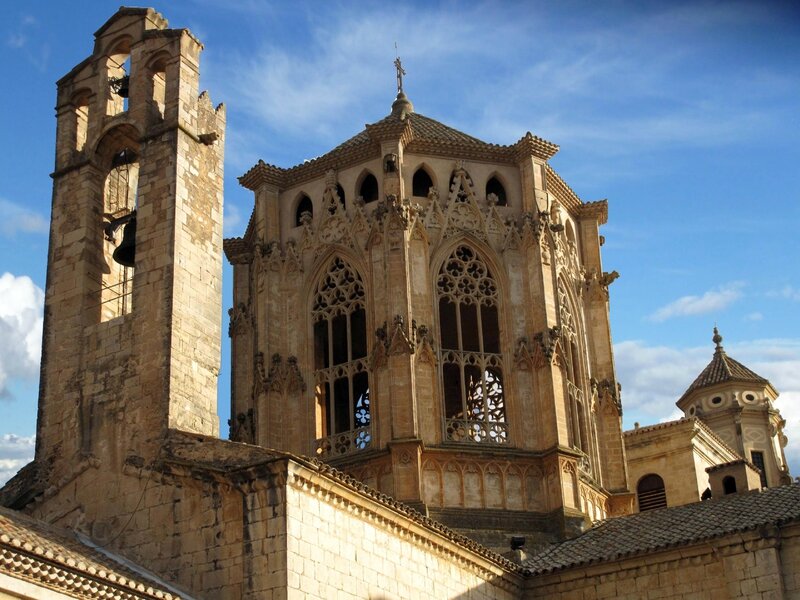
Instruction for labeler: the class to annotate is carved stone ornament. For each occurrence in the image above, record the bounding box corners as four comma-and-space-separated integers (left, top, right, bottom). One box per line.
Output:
263, 353, 306, 395
585, 268, 619, 300
514, 337, 534, 370
594, 377, 622, 415
228, 302, 253, 337
387, 314, 416, 356
532, 326, 562, 368
415, 324, 436, 365
371, 323, 389, 369
229, 408, 255, 444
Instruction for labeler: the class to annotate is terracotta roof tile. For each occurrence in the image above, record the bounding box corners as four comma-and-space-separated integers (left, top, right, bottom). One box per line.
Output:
0, 507, 193, 599
523, 483, 800, 574
679, 347, 768, 403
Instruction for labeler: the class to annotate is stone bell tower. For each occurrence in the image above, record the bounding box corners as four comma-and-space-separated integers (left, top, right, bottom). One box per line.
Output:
37, 7, 225, 480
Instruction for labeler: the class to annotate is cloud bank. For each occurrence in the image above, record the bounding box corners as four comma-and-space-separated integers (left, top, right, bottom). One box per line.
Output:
0, 273, 44, 399
0, 433, 34, 486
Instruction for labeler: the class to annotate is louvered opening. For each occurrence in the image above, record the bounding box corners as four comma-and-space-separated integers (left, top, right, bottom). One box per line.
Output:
637, 474, 667, 512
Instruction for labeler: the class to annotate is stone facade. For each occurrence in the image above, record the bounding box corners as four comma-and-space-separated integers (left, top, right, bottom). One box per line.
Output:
226, 80, 630, 548
2, 7, 799, 600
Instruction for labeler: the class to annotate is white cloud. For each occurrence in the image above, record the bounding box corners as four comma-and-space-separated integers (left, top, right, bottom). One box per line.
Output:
648, 282, 744, 322
0, 273, 44, 399
767, 285, 800, 302
616, 337, 800, 474
0, 433, 35, 486
745, 312, 764, 322
0, 198, 48, 236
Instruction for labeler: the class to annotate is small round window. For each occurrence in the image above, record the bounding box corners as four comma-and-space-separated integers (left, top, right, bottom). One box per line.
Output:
711, 396, 723, 405
745, 393, 756, 402
688, 406, 696, 416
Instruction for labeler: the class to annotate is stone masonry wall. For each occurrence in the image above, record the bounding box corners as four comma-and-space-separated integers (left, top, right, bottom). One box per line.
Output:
284, 463, 522, 600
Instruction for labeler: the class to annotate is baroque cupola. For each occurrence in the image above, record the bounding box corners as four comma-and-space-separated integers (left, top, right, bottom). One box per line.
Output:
677, 328, 791, 487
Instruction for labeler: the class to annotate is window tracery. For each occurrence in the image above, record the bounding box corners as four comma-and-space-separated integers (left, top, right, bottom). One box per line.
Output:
312, 257, 371, 457
438, 245, 507, 444
558, 279, 595, 474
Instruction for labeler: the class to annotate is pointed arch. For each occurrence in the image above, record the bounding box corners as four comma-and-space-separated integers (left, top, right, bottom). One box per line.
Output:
356, 170, 379, 203
436, 243, 508, 445
310, 255, 371, 458
412, 164, 435, 197
485, 173, 508, 207
294, 193, 313, 227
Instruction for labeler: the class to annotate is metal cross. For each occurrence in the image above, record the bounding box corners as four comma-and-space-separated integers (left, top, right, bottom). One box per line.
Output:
394, 47, 405, 93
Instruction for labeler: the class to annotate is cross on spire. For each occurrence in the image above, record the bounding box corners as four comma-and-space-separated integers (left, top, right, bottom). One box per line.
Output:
393, 47, 405, 94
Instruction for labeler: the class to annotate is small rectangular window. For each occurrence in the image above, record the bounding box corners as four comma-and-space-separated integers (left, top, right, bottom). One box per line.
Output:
750, 450, 768, 488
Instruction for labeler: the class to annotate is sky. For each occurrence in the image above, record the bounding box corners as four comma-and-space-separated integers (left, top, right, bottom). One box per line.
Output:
1, 0, 799, 485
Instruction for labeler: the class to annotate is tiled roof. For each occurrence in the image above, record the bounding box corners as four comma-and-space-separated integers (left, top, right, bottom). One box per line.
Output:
523, 483, 800, 574
239, 99, 559, 192
0, 506, 194, 599
679, 346, 768, 403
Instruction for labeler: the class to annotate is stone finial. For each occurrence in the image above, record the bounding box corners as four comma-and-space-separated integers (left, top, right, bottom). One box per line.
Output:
713, 326, 724, 352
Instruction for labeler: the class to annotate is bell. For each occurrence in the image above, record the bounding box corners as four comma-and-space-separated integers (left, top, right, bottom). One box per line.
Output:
112, 216, 136, 267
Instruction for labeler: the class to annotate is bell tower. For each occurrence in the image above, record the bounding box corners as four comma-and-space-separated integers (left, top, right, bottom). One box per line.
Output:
37, 8, 225, 479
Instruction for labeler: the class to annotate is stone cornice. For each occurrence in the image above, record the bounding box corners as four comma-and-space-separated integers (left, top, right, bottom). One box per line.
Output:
545, 165, 582, 212
578, 199, 608, 225
513, 132, 560, 162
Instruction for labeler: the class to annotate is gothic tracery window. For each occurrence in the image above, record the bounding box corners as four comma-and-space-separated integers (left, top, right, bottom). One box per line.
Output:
312, 257, 370, 457
438, 245, 507, 444
558, 279, 596, 474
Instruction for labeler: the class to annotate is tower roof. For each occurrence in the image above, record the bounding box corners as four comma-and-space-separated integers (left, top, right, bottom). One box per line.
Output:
238, 95, 560, 191
678, 328, 769, 404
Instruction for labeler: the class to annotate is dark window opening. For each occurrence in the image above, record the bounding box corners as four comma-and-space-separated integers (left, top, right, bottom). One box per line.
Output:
723, 476, 737, 495
295, 195, 313, 226
359, 173, 379, 203
751, 451, 768, 488
336, 184, 346, 209
486, 176, 507, 206
412, 167, 433, 197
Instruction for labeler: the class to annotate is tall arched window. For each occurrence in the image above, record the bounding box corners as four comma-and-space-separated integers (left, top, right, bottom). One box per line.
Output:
637, 474, 667, 511
100, 142, 139, 322
486, 176, 507, 206
295, 194, 313, 226
412, 166, 433, 197
358, 172, 379, 203
312, 257, 370, 457
438, 245, 507, 444
558, 279, 590, 458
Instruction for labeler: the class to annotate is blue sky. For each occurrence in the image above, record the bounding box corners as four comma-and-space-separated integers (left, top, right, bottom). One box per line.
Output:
1, 0, 799, 482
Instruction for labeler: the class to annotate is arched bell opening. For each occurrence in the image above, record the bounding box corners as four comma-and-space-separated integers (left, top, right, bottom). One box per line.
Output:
95, 124, 141, 321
